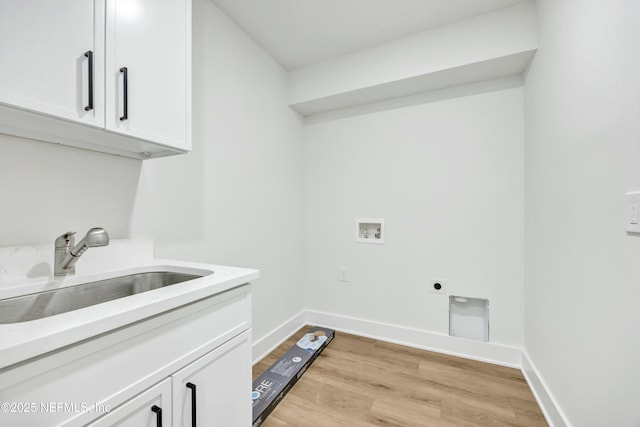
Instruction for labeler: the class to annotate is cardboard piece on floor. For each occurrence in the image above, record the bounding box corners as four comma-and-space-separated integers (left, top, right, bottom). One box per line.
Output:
252, 326, 335, 427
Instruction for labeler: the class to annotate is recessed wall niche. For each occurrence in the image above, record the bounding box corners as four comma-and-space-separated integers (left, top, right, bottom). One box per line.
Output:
355, 219, 384, 244
449, 296, 489, 342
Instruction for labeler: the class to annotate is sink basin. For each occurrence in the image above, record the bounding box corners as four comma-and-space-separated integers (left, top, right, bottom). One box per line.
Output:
0, 271, 204, 324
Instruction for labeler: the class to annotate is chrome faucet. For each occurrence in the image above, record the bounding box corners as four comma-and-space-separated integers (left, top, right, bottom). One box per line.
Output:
54, 228, 110, 277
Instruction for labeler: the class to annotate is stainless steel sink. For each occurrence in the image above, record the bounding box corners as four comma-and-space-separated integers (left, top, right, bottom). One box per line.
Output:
0, 271, 203, 324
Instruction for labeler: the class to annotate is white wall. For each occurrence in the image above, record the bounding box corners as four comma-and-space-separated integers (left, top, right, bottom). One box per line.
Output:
130, 0, 305, 344
524, 0, 640, 425
303, 87, 524, 347
0, 134, 140, 246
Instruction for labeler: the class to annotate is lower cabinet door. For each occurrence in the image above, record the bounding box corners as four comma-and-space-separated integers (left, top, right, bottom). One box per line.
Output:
172, 330, 252, 426
87, 379, 171, 427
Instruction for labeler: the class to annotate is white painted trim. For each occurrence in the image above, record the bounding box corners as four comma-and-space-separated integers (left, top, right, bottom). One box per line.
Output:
251, 310, 307, 365
521, 351, 571, 427
305, 309, 521, 368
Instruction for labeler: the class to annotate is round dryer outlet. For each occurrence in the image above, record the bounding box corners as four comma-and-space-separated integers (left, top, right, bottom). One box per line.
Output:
430, 279, 446, 294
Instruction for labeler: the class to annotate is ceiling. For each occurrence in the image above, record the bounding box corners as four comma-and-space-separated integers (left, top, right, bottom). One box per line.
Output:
212, 0, 527, 70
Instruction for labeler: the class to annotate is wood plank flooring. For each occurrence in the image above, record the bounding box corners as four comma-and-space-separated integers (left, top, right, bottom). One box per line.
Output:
252, 327, 547, 427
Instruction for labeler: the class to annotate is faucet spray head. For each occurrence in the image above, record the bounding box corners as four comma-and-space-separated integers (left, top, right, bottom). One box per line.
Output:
70, 228, 110, 257
84, 227, 110, 247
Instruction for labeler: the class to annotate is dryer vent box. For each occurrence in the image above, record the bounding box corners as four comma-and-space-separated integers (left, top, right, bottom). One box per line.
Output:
449, 296, 489, 342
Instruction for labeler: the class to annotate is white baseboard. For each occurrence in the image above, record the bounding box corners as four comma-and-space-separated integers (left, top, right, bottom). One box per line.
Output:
305, 309, 521, 368
521, 351, 570, 427
252, 310, 307, 364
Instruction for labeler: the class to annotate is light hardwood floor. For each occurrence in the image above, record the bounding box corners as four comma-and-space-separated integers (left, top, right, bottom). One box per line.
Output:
252, 327, 547, 427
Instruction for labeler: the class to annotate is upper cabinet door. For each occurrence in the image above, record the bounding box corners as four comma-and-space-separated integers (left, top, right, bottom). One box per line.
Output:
0, 0, 105, 127
105, 0, 191, 151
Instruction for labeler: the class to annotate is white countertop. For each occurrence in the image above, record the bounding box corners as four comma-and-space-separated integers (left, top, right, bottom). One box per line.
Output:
0, 239, 259, 371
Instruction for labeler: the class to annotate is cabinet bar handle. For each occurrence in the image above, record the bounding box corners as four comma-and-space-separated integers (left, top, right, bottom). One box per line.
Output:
186, 382, 197, 427
119, 66, 128, 121
151, 405, 162, 427
84, 51, 93, 112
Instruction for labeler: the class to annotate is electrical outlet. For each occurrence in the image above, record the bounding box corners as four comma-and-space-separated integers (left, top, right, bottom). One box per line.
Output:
626, 191, 640, 233
339, 267, 349, 283
430, 279, 446, 294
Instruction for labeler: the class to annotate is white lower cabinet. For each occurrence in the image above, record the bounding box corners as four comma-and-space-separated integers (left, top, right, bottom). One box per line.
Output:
0, 285, 252, 427
172, 331, 252, 426
88, 330, 251, 427
87, 379, 171, 427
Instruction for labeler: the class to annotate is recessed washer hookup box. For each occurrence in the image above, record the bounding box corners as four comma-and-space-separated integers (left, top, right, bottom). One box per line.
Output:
252, 326, 335, 427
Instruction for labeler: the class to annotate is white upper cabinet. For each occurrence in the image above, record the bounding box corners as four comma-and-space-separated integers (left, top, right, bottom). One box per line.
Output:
0, 0, 191, 159
0, 0, 105, 127
105, 0, 190, 150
